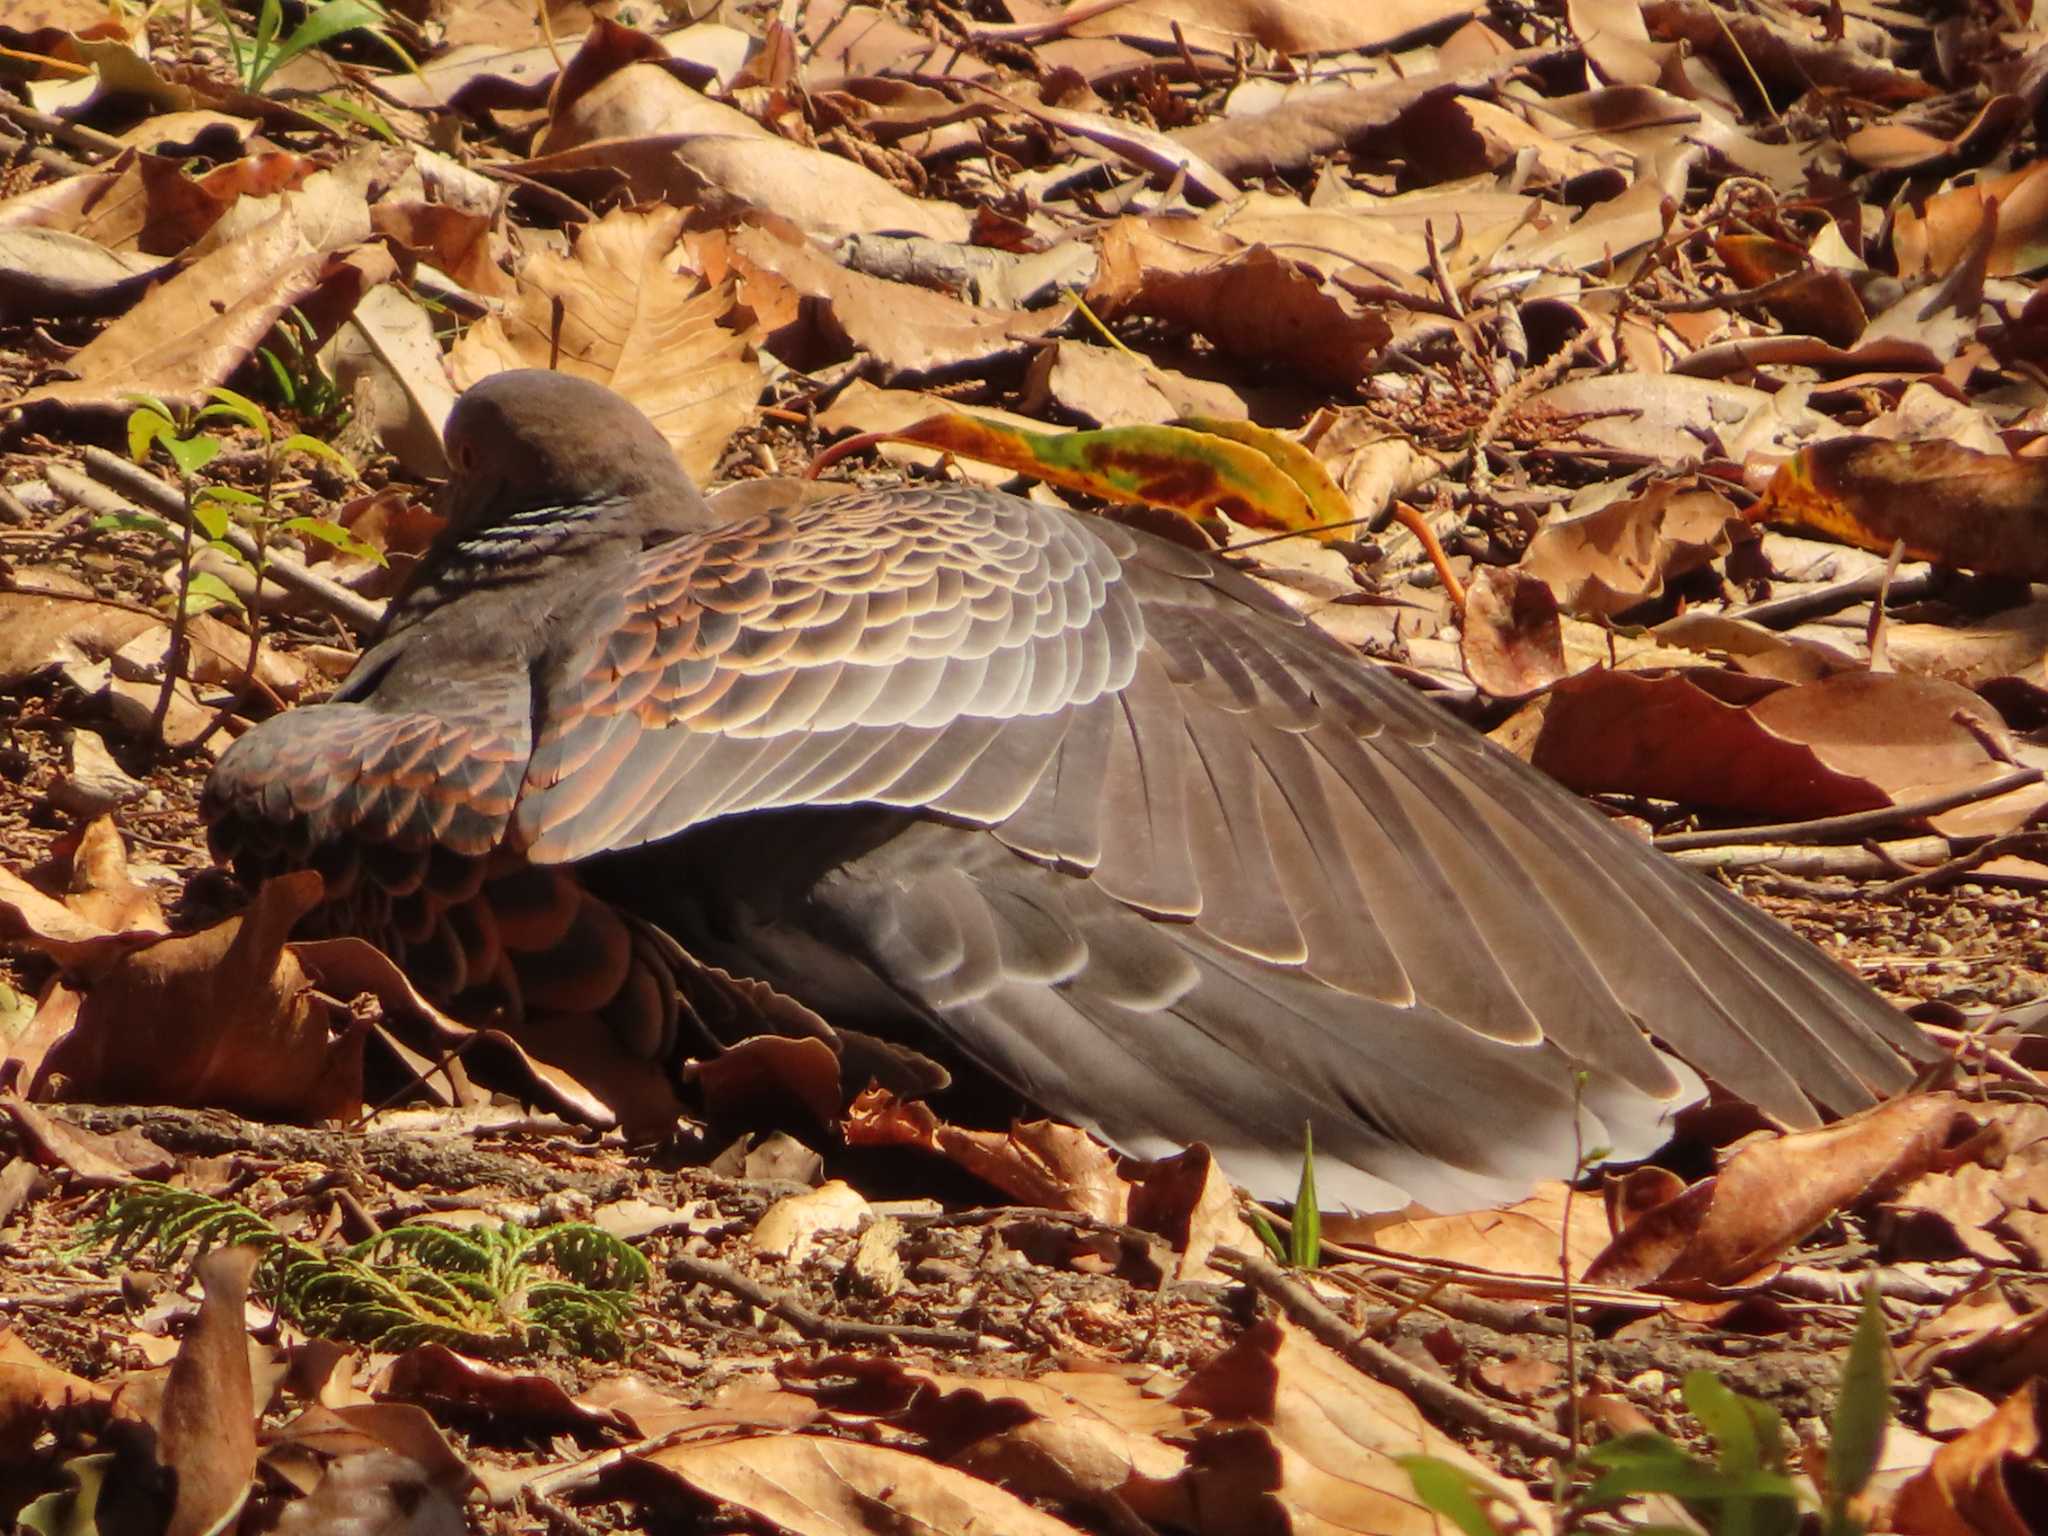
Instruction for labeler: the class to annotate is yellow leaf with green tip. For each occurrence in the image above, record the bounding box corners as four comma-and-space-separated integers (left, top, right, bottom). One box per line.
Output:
824, 414, 1355, 540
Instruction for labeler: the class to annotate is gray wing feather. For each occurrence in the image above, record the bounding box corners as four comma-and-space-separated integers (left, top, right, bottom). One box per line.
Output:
505, 480, 1925, 1206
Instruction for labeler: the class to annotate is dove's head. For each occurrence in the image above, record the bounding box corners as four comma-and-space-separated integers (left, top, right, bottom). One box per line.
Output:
438, 370, 713, 538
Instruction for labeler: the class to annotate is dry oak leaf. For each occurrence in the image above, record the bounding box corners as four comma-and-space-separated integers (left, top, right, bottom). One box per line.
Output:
635, 1431, 1090, 1535
1891, 1378, 2047, 1536
9, 162, 386, 413
447, 203, 759, 482
1461, 566, 1567, 700
1754, 437, 2048, 583
707, 220, 1069, 381
844, 1088, 1133, 1223
1085, 218, 1395, 387
1583, 1093, 1973, 1293
1518, 480, 1743, 618
158, 1245, 262, 1536
1158, 1317, 1552, 1535
25, 872, 362, 1123
1351, 1177, 1617, 1283
1510, 667, 2019, 824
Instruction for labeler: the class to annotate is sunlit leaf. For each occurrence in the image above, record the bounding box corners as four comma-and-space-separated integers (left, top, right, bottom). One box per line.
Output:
1828, 1278, 1891, 1508
162, 432, 221, 478
279, 433, 352, 471
1753, 438, 2048, 582
125, 407, 174, 466
192, 497, 230, 541
812, 413, 1351, 538
92, 511, 171, 539
1290, 1122, 1319, 1270
181, 570, 245, 615
282, 516, 385, 565
202, 386, 270, 439
1399, 1457, 1512, 1536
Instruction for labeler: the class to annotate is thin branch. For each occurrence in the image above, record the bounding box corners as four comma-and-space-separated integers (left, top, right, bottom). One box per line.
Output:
1213, 1246, 1576, 1461
666, 1251, 986, 1352
1653, 768, 2045, 852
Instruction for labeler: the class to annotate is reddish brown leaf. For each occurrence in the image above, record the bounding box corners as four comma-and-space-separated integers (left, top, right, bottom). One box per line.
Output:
1754, 437, 2048, 581
1584, 1095, 1973, 1292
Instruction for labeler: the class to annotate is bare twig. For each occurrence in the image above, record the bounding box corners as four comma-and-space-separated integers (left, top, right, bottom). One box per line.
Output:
666, 1251, 986, 1352
1213, 1247, 1576, 1461
1653, 768, 2045, 853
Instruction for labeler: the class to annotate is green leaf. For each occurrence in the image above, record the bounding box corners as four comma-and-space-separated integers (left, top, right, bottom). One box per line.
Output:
204, 538, 254, 567
247, 0, 285, 84
125, 405, 174, 464
201, 386, 270, 438
257, 347, 298, 408
198, 485, 265, 508
92, 510, 172, 539
1245, 1206, 1287, 1264
182, 570, 245, 614
305, 90, 400, 143
1828, 1277, 1891, 1508
1686, 1369, 1788, 1475
1399, 1457, 1511, 1536
282, 515, 384, 565
1290, 1122, 1319, 1270
268, 0, 397, 78
279, 433, 352, 471
162, 432, 221, 478
192, 496, 230, 541
1584, 1459, 1799, 1506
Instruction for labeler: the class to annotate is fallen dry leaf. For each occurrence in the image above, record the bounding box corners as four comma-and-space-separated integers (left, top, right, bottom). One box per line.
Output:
1584, 1094, 1974, 1292
25, 872, 361, 1121
158, 1244, 261, 1536
1891, 1378, 2046, 1536
447, 203, 760, 480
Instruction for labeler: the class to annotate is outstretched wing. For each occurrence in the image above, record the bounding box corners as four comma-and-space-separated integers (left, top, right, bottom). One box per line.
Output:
518, 483, 1927, 1206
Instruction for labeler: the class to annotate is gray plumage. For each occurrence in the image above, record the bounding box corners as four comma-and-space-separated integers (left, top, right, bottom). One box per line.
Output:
205, 371, 1930, 1210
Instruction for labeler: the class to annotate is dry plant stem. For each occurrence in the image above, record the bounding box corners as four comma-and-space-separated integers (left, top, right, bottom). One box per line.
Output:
665, 1251, 985, 1351
150, 479, 200, 747
0, 97, 122, 159
1387, 500, 1466, 607
1652, 767, 2045, 852
1671, 835, 1962, 878
1866, 536, 1906, 668
78, 450, 385, 634
1215, 1247, 1576, 1461
1871, 828, 2048, 899
0, 126, 89, 177
1729, 568, 1941, 628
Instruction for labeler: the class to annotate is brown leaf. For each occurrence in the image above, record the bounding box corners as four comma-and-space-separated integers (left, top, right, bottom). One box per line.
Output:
11, 161, 385, 413
844, 1089, 1132, 1222
1162, 1317, 1551, 1535
30, 872, 363, 1121
1513, 668, 2015, 822
635, 1431, 1092, 1535
1891, 1379, 2046, 1536
710, 220, 1068, 380
1584, 1094, 1972, 1292
158, 1244, 261, 1536
1461, 566, 1567, 699
1519, 481, 1742, 617
446, 204, 760, 481
1086, 219, 1395, 387
0, 1326, 113, 1458
1357, 1179, 1615, 1282
1754, 437, 2048, 582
